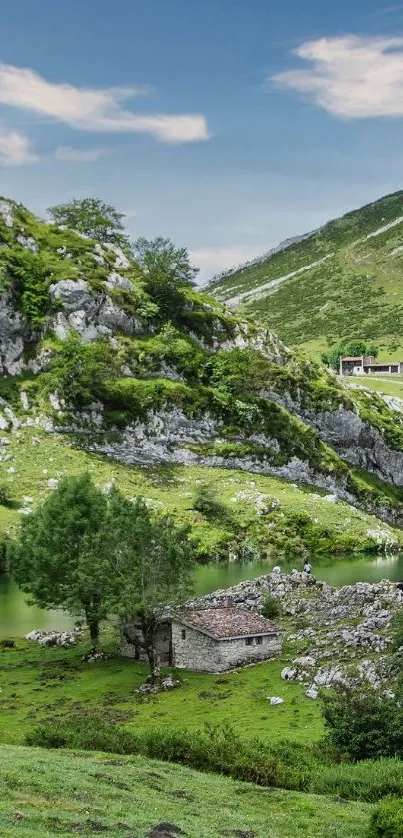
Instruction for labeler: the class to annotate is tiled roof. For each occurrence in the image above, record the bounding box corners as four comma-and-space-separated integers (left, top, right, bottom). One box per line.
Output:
341, 356, 362, 361
176, 607, 281, 639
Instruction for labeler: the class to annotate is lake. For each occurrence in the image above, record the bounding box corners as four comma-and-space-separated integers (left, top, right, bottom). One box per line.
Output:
2, 552, 403, 638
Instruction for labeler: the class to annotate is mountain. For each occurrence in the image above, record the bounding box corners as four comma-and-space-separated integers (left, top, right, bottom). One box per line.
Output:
208, 191, 403, 360
2, 195, 403, 558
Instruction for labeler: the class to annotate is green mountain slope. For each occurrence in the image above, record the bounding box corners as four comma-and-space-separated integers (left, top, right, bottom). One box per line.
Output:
0, 746, 369, 837
208, 191, 403, 360
3, 194, 403, 557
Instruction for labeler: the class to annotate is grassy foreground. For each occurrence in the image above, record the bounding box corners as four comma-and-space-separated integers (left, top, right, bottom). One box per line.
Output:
0, 635, 323, 746
0, 744, 370, 837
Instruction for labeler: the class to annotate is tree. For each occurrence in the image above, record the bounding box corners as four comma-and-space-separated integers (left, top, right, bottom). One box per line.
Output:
322, 683, 403, 760
133, 236, 198, 319
8, 474, 113, 647
104, 493, 195, 675
39, 333, 119, 410
47, 198, 131, 253
322, 340, 378, 371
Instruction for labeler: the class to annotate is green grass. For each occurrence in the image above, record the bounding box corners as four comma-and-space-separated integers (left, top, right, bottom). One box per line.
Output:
0, 744, 370, 837
208, 190, 403, 359
346, 374, 403, 399
1, 426, 401, 554
0, 635, 323, 747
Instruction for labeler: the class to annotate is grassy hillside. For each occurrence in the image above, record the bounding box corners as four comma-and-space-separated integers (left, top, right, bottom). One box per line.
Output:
208, 190, 403, 359
2, 425, 402, 558
0, 745, 369, 837
4, 194, 403, 557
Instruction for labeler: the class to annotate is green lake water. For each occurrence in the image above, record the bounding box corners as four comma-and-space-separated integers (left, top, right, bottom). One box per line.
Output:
2, 552, 403, 638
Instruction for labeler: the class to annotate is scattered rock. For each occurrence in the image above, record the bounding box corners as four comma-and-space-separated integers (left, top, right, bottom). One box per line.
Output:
25, 629, 81, 647
268, 696, 284, 705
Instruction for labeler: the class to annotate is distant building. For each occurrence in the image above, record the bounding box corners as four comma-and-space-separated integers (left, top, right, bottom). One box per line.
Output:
339, 355, 403, 376
120, 606, 283, 673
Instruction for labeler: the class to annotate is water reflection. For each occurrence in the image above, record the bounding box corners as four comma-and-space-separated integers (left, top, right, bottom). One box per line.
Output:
1, 551, 403, 637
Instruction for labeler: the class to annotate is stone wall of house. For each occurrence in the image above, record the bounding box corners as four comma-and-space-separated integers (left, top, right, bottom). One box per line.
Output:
171, 621, 282, 672
120, 623, 171, 664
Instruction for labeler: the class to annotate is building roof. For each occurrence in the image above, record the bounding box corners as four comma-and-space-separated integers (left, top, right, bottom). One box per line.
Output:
341, 356, 363, 361
175, 607, 281, 640
362, 362, 399, 368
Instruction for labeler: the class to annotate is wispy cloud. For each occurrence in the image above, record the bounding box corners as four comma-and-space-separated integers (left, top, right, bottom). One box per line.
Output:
191, 245, 262, 281
0, 63, 209, 143
53, 146, 106, 162
0, 128, 38, 166
272, 35, 403, 118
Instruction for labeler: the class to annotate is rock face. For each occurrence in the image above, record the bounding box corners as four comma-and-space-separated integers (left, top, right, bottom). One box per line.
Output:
0, 294, 26, 375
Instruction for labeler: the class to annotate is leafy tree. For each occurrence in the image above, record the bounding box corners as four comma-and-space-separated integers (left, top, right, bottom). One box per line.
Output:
38, 334, 119, 410
322, 683, 403, 760
104, 493, 195, 675
47, 198, 131, 253
203, 348, 268, 397
322, 340, 378, 371
6, 248, 51, 328
133, 236, 198, 319
8, 474, 113, 646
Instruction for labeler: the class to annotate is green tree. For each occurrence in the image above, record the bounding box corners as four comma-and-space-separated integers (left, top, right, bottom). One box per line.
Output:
322, 340, 378, 371
38, 334, 119, 410
133, 236, 198, 319
8, 474, 113, 646
322, 683, 403, 760
47, 198, 131, 253
105, 493, 195, 675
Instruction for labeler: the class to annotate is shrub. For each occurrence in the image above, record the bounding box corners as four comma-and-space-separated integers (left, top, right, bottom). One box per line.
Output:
322, 684, 403, 761
0, 484, 12, 508
310, 758, 403, 802
192, 483, 226, 520
369, 797, 403, 837
261, 595, 281, 620
391, 612, 403, 653
26, 718, 318, 791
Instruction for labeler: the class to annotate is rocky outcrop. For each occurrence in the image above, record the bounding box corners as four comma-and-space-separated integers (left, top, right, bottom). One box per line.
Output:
0, 294, 27, 375
265, 390, 403, 488
188, 570, 403, 693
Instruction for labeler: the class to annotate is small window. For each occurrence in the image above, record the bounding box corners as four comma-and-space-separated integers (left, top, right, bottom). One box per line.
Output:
245, 637, 253, 646
181, 629, 186, 640
256, 636, 263, 645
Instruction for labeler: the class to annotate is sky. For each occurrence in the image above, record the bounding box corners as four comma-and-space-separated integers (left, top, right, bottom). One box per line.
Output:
2, 1, 403, 280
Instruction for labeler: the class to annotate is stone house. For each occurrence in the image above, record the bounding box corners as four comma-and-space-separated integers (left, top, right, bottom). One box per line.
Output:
120, 607, 283, 673
340, 355, 403, 375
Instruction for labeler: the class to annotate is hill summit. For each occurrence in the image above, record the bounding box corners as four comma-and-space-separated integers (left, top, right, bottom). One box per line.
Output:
208, 191, 403, 361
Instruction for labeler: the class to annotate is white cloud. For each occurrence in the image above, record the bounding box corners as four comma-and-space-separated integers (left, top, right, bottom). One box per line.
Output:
0, 129, 38, 166
272, 35, 403, 118
191, 245, 262, 281
0, 63, 209, 143
53, 146, 106, 162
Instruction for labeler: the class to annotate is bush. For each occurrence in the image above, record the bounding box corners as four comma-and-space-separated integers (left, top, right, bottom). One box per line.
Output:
310, 758, 403, 802
322, 684, 403, 761
369, 797, 403, 837
0, 484, 12, 508
26, 718, 318, 791
192, 483, 226, 520
391, 612, 403, 653
261, 595, 281, 620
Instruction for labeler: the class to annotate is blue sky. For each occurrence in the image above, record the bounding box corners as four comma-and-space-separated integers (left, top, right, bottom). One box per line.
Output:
2, 0, 403, 279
